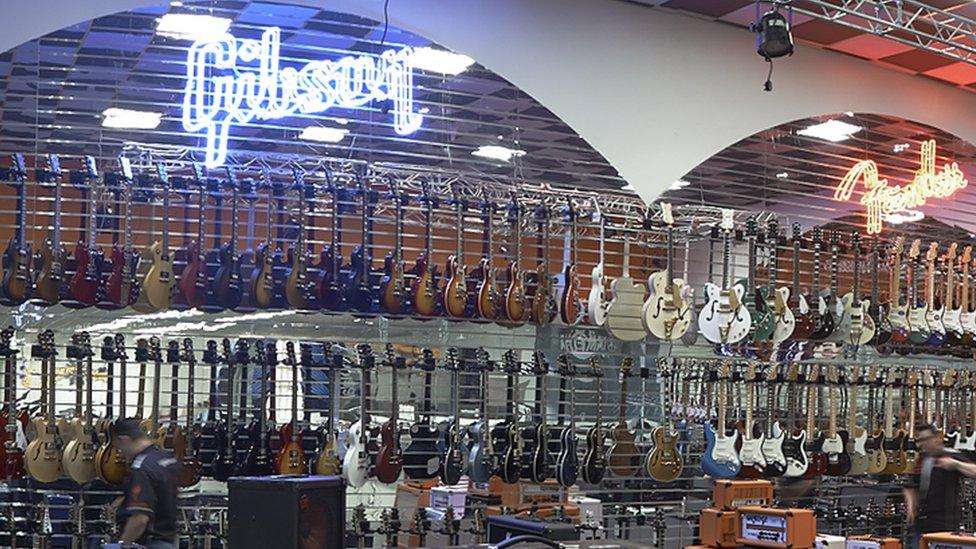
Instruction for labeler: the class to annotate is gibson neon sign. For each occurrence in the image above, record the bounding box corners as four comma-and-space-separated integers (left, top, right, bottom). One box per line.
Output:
182, 26, 423, 167
833, 139, 968, 234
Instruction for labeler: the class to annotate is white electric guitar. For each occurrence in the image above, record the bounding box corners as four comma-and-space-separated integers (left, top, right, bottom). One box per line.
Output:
959, 246, 976, 338
942, 243, 964, 343
737, 363, 767, 477
342, 345, 374, 488
699, 209, 750, 344
586, 201, 610, 327
837, 231, 875, 345
765, 218, 794, 344
643, 203, 690, 340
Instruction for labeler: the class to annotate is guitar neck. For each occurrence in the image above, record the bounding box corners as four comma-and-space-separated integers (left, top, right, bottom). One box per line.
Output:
720, 231, 730, 288
85, 353, 93, 428
168, 360, 180, 424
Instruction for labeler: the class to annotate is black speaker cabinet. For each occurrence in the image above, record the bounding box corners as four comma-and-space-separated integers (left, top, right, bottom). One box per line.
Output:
228, 475, 345, 549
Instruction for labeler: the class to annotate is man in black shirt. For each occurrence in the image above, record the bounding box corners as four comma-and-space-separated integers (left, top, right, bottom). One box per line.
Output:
113, 419, 181, 548
904, 424, 976, 543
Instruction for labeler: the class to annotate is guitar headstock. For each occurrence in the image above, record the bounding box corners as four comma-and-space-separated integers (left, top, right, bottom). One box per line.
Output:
285, 340, 298, 368
745, 216, 757, 238
767, 217, 779, 244
235, 339, 250, 366
744, 362, 757, 382
620, 356, 634, 378
590, 197, 602, 225
221, 338, 234, 366
384, 342, 403, 370
0, 327, 13, 354
806, 363, 821, 384
829, 229, 840, 250
812, 226, 823, 248
926, 242, 939, 263
182, 338, 197, 366
908, 238, 921, 260
531, 351, 549, 375
556, 354, 574, 377
118, 155, 133, 183
113, 333, 126, 363
848, 365, 861, 385
191, 162, 205, 187
502, 349, 519, 375
166, 340, 181, 364
786, 362, 799, 383
202, 339, 218, 366
921, 368, 933, 389
940, 368, 955, 389
850, 230, 861, 251
661, 202, 673, 226
352, 343, 371, 370
444, 347, 460, 372
907, 369, 919, 389
791, 222, 802, 245
101, 336, 116, 363
720, 209, 734, 233
963, 245, 973, 265
765, 362, 780, 384
827, 365, 839, 385
224, 165, 239, 194
419, 348, 436, 372
40, 154, 62, 185
149, 336, 162, 363
947, 242, 958, 262
587, 355, 603, 378
955, 370, 969, 390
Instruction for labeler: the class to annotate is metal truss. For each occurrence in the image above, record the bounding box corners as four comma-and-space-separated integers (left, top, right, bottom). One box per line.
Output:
792, 0, 976, 65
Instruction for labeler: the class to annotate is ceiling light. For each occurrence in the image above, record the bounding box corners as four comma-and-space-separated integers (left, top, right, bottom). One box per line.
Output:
418, 107, 430, 114
156, 13, 232, 41
797, 119, 862, 143
472, 145, 525, 162
410, 47, 475, 75
884, 210, 924, 225
775, 171, 789, 179
101, 108, 162, 129
893, 143, 911, 153
668, 179, 691, 191
299, 126, 349, 143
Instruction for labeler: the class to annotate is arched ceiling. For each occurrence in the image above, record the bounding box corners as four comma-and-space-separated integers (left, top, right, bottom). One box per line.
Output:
5, 0, 976, 205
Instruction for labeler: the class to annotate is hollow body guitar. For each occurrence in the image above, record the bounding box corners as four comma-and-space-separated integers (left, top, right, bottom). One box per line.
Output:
699, 211, 750, 345
643, 203, 690, 341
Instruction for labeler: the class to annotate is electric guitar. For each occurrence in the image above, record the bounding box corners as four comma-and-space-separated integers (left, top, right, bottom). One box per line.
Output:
645, 357, 683, 482
780, 363, 809, 478
24, 330, 61, 483
178, 164, 209, 308
741, 216, 774, 343
844, 366, 870, 476
807, 227, 833, 341
503, 194, 528, 323
342, 343, 377, 488
0, 328, 25, 480
212, 167, 245, 309
837, 231, 875, 346
942, 244, 965, 352
760, 363, 786, 477
821, 366, 851, 476
867, 236, 893, 350
924, 242, 946, 347
528, 202, 556, 325
136, 163, 176, 312
553, 199, 581, 325
468, 348, 496, 484
284, 169, 313, 309
903, 369, 921, 472
607, 357, 640, 477
68, 156, 104, 306
178, 339, 203, 486
241, 341, 273, 476
887, 236, 910, 345
275, 342, 307, 475
801, 365, 827, 478
554, 355, 579, 487
403, 349, 441, 480
250, 168, 280, 309
587, 202, 610, 326
375, 344, 405, 483
380, 179, 407, 314
104, 156, 140, 309
701, 361, 740, 478
605, 237, 648, 342
440, 185, 469, 318
212, 339, 239, 481
864, 366, 888, 474
412, 181, 440, 317
197, 340, 223, 471
32, 154, 65, 306
960, 246, 976, 347
644, 203, 691, 340
765, 219, 795, 344
441, 348, 466, 485
906, 239, 930, 345
881, 368, 908, 474
62, 333, 98, 484
474, 200, 500, 320
699, 210, 750, 344
581, 356, 607, 484
312, 344, 342, 476
737, 362, 767, 478
1, 154, 31, 305
498, 350, 523, 484
786, 223, 815, 341
821, 231, 843, 342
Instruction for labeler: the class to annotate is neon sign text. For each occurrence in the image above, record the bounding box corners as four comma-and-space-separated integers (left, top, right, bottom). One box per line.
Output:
182, 26, 423, 167
833, 139, 968, 234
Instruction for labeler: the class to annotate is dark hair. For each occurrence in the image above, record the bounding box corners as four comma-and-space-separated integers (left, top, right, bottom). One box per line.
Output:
113, 418, 148, 440
916, 423, 939, 435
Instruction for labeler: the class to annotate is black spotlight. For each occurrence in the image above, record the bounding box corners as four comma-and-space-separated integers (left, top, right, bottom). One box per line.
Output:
755, 6, 794, 60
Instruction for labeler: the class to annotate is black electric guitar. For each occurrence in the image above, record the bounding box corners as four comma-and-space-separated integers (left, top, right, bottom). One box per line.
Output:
440, 348, 466, 485
197, 340, 222, 471
554, 355, 579, 487
498, 350, 523, 484
581, 356, 607, 484
241, 342, 274, 476
808, 228, 833, 341
522, 351, 552, 483
212, 168, 244, 310
1, 154, 32, 305
212, 338, 238, 481
403, 349, 441, 480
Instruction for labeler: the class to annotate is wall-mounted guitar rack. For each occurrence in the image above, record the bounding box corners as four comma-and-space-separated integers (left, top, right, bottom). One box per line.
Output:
0, 152, 974, 547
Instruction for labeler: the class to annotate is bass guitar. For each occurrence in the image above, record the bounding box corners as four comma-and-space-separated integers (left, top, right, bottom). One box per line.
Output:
375, 344, 404, 483
644, 203, 691, 341
32, 154, 65, 306
607, 357, 640, 477
701, 361, 740, 478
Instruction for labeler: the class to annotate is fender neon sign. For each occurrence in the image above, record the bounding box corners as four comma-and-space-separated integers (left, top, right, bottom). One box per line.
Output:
182, 26, 423, 167
833, 139, 968, 234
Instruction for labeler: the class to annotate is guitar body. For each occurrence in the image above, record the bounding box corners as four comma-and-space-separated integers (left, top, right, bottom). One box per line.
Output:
790, 295, 816, 340
104, 246, 140, 308
605, 276, 651, 342
587, 264, 610, 327
780, 425, 809, 478
554, 426, 579, 487
412, 257, 440, 317
645, 426, 683, 482
581, 425, 607, 484
698, 283, 751, 344
837, 296, 876, 345
241, 441, 273, 476
94, 432, 128, 485
846, 427, 870, 475
770, 288, 796, 344
822, 432, 851, 476
0, 410, 24, 479
274, 423, 308, 476
865, 429, 887, 474
882, 431, 908, 474
908, 302, 930, 345
403, 420, 441, 480
475, 259, 498, 319
179, 242, 207, 308
61, 422, 97, 484
737, 430, 768, 479
607, 423, 640, 477
443, 257, 469, 318
374, 420, 403, 484
68, 243, 102, 306
1, 240, 32, 304
343, 250, 373, 314
213, 245, 244, 310
749, 287, 776, 343
342, 420, 373, 488
760, 431, 787, 477
529, 268, 555, 325
557, 263, 580, 325
504, 263, 527, 323
441, 438, 466, 485
888, 302, 911, 343
467, 421, 492, 484
869, 301, 893, 347
33, 239, 64, 305
925, 305, 946, 347
808, 296, 835, 341
498, 424, 521, 484
643, 272, 691, 340
312, 438, 342, 476
701, 422, 741, 478
249, 243, 278, 309
140, 242, 175, 311
25, 423, 63, 483
379, 252, 406, 315
284, 249, 311, 310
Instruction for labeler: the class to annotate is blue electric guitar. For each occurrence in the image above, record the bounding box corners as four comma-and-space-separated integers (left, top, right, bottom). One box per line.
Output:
701, 362, 740, 478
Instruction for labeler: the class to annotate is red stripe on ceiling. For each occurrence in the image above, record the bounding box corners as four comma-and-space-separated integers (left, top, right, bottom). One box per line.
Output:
661, 0, 752, 19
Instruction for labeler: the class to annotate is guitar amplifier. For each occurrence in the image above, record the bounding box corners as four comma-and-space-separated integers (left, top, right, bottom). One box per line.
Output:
817, 533, 848, 549
487, 515, 580, 542
736, 506, 816, 549
228, 475, 344, 549
699, 507, 739, 548
847, 536, 902, 549
712, 479, 774, 509
922, 532, 976, 549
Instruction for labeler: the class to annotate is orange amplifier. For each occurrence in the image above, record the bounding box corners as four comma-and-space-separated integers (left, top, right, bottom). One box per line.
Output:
736, 506, 816, 549
699, 507, 739, 548
712, 479, 774, 509
921, 532, 976, 549
847, 535, 902, 549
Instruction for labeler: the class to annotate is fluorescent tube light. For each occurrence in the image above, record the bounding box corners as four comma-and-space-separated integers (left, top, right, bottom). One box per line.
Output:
411, 47, 475, 75
471, 145, 526, 162
101, 108, 162, 129
157, 13, 231, 41
884, 210, 924, 225
797, 119, 862, 143
775, 172, 789, 179
299, 126, 349, 143
668, 179, 691, 191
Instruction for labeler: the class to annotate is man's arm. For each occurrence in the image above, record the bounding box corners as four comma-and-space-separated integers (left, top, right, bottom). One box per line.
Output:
938, 456, 976, 478
119, 513, 150, 542
903, 487, 917, 524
